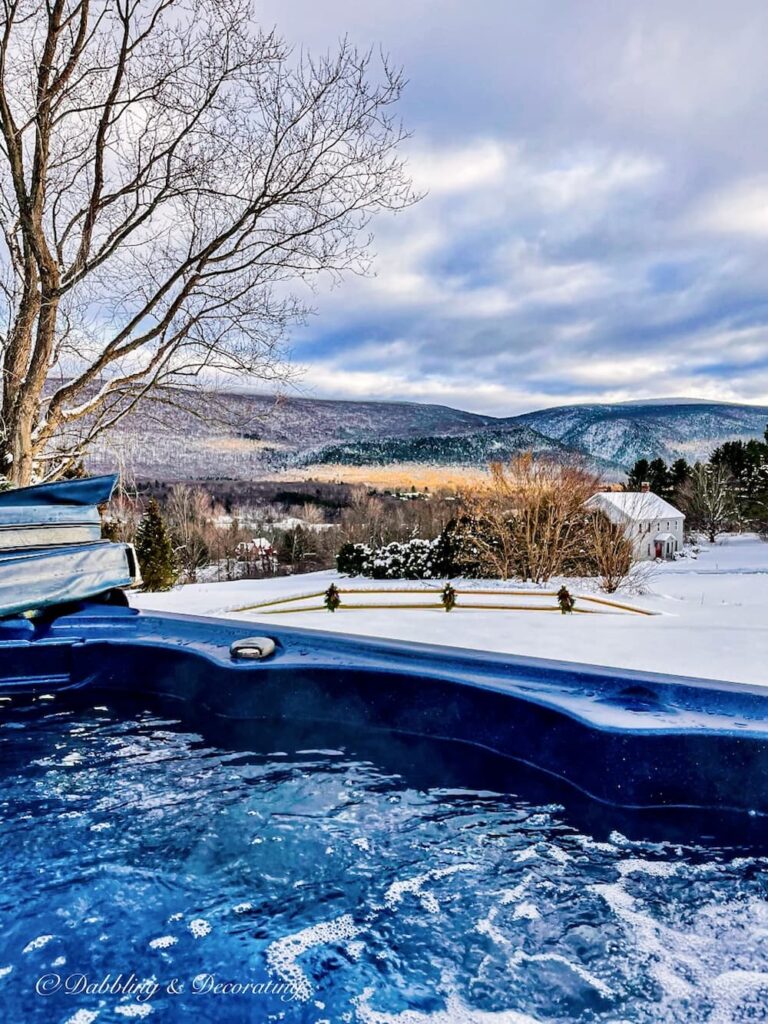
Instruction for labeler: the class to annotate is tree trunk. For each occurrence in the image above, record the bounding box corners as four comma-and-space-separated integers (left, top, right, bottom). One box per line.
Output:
7, 400, 36, 487
3, 291, 60, 487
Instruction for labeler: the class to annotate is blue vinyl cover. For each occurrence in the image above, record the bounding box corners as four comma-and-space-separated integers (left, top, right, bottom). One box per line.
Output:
0, 474, 117, 507
0, 543, 137, 616
0, 475, 136, 615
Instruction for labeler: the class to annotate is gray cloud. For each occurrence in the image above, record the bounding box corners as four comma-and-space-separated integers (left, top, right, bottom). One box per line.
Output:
257, 0, 768, 413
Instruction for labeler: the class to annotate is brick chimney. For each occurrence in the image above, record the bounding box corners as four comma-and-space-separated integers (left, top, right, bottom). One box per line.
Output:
640, 481, 650, 493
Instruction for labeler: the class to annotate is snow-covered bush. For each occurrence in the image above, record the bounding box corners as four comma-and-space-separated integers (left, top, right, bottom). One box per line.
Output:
336, 531, 459, 579
336, 542, 373, 576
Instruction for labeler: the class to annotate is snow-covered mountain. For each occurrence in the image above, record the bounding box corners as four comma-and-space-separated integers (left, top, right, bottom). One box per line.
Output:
292, 426, 578, 469
511, 401, 768, 466
85, 392, 768, 480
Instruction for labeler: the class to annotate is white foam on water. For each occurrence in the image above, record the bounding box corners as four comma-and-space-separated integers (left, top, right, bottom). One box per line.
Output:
384, 864, 477, 914
589, 881, 701, 1001
708, 968, 768, 1023
114, 1006, 153, 1018
617, 858, 679, 878
499, 876, 531, 905
590, 862, 768, 1015
475, 906, 509, 949
608, 831, 630, 846
52, 956, 66, 967
352, 837, 371, 852
266, 913, 360, 1003
509, 950, 613, 999
63, 1012, 100, 1024
232, 902, 253, 914
188, 918, 211, 939
148, 935, 177, 949
22, 934, 53, 953
548, 845, 572, 865
0, 966, 12, 979
354, 988, 543, 1023
512, 901, 540, 921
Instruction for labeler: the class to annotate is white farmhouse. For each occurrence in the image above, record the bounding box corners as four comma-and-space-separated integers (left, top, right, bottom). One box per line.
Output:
585, 485, 685, 560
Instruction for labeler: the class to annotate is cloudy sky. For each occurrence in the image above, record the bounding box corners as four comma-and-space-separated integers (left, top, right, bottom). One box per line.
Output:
258, 0, 768, 416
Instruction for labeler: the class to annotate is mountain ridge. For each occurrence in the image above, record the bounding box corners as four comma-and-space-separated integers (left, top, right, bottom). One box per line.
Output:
84, 392, 768, 481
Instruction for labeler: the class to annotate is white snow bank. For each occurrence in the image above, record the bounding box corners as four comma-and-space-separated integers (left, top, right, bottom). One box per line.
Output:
130, 535, 768, 689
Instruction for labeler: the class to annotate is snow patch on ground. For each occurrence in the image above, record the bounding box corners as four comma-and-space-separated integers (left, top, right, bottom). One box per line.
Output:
131, 534, 768, 688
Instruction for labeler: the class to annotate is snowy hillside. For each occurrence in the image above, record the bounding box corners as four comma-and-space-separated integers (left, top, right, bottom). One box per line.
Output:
512, 401, 768, 466
85, 392, 497, 480
84, 391, 768, 480
292, 426, 578, 468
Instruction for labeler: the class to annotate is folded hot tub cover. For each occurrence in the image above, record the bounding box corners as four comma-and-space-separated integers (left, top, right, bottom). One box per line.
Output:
0, 474, 139, 617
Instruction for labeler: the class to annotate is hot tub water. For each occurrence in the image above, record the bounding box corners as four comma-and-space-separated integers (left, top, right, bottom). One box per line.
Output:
0, 697, 767, 1023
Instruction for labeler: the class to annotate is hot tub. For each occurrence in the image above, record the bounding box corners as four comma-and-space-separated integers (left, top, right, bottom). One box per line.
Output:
1, 601, 768, 1022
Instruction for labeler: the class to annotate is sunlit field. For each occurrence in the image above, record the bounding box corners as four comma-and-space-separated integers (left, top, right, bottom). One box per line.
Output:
268, 462, 491, 490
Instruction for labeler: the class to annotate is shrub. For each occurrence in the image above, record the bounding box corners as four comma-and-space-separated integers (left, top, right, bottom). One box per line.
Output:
335, 529, 461, 580
336, 541, 372, 576
458, 455, 601, 582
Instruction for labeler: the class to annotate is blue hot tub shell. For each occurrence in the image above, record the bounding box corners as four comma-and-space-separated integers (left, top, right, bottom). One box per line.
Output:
2, 600, 768, 818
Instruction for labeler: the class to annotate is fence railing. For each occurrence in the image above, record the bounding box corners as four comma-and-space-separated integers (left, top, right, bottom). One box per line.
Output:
232, 587, 656, 617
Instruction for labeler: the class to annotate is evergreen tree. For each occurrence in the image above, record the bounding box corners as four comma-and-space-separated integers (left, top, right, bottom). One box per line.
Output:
648, 458, 673, 498
669, 458, 692, 494
626, 458, 650, 491
135, 498, 176, 591
710, 435, 768, 527
627, 457, 680, 500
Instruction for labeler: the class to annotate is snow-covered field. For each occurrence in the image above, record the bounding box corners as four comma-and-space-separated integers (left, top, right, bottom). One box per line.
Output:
131, 534, 768, 688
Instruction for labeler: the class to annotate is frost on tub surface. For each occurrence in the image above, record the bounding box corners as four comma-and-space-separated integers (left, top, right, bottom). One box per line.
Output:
1, 700, 767, 1023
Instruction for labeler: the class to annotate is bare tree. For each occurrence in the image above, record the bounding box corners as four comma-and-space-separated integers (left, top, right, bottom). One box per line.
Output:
165, 482, 212, 582
588, 511, 635, 593
340, 487, 389, 547
0, 0, 415, 484
681, 463, 737, 543
458, 454, 602, 583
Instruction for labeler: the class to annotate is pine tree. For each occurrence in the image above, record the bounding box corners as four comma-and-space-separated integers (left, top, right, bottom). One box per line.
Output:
135, 498, 177, 591
627, 458, 650, 491
627, 457, 680, 500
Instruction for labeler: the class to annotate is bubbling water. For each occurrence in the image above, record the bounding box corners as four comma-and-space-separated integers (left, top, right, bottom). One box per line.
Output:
0, 698, 766, 1022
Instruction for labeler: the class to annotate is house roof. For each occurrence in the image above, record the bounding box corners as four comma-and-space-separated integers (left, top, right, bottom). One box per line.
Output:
586, 490, 685, 521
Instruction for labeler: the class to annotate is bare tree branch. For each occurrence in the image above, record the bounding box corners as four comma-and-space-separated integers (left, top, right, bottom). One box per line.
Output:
0, 0, 416, 483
